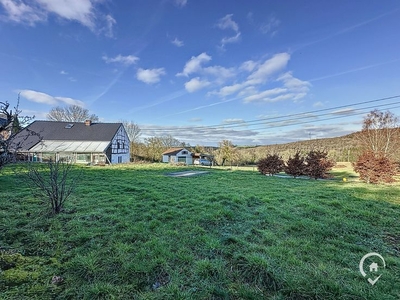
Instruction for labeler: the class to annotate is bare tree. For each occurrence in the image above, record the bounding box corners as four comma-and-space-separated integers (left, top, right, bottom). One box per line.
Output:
47, 105, 99, 122
1, 97, 34, 170
160, 135, 184, 148
357, 109, 400, 158
121, 120, 141, 143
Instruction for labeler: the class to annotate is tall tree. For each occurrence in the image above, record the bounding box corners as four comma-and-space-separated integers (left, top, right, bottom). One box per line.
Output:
353, 109, 399, 183
121, 121, 141, 143
357, 109, 399, 158
217, 140, 235, 166
144, 137, 165, 162
47, 105, 99, 122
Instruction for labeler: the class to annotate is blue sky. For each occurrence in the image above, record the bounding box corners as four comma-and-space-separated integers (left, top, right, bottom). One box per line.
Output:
1, 0, 399, 145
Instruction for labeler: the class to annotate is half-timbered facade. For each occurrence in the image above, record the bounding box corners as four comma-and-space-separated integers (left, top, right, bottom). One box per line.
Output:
10, 120, 130, 165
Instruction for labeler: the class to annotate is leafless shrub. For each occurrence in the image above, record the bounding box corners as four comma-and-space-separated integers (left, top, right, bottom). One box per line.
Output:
26, 159, 79, 214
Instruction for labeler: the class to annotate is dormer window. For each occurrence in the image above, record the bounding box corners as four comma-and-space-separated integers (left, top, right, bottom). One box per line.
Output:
65, 124, 74, 129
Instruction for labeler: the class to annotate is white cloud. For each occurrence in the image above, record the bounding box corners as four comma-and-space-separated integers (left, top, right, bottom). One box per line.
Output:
184, 77, 210, 93
177, 52, 211, 77
216, 14, 239, 32
175, 51, 310, 106
277, 72, 310, 94
213, 83, 244, 97
222, 118, 245, 124
140, 123, 259, 145
0, 0, 45, 25
55, 96, 82, 105
174, 0, 187, 7
102, 54, 139, 65
243, 88, 287, 103
238, 86, 258, 97
102, 14, 116, 38
260, 16, 280, 36
313, 101, 324, 107
36, 0, 95, 28
136, 68, 166, 84
171, 37, 184, 47
60, 70, 68, 75
203, 65, 236, 82
216, 14, 241, 49
0, 0, 115, 36
240, 60, 257, 72
19, 89, 84, 106
221, 32, 241, 45
246, 52, 290, 85
243, 71, 310, 103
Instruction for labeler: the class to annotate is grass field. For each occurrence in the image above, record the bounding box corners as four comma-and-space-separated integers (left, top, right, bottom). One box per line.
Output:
0, 163, 399, 299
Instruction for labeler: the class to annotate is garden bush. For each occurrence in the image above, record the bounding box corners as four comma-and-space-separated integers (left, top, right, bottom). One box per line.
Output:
353, 150, 397, 184
257, 154, 284, 176
304, 150, 335, 179
285, 151, 306, 178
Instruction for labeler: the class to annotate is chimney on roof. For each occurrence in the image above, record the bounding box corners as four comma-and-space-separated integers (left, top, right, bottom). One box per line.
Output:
85, 119, 92, 126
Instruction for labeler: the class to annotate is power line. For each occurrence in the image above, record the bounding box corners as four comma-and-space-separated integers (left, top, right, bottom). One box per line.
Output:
207, 100, 400, 130
140, 94, 400, 132
244, 104, 400, 132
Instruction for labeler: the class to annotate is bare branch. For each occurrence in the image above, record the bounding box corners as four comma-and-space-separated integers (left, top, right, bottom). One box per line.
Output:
47, 105, 99, 122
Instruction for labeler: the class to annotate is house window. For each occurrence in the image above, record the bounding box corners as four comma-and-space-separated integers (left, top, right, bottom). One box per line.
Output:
177, 156, 186, 163
182, 150, 187, 154
118, 156, 122, 163
117, 141, 120, 149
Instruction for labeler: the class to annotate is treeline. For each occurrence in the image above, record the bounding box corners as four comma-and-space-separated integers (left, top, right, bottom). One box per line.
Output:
127, 136, 358, 166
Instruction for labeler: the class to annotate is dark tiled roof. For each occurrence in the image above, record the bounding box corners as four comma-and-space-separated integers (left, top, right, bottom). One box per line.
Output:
10, 120, 123, 151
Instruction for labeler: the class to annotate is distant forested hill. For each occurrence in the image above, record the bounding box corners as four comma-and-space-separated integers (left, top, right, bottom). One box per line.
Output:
234, 132, 361, 164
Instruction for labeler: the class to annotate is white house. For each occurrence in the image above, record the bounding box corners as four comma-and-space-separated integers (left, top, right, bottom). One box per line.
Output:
162, 148, 193, 165
10, 120, 130, 165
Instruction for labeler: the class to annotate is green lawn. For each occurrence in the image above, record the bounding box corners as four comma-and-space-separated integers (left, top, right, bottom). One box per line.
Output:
0, 163, 399, 299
